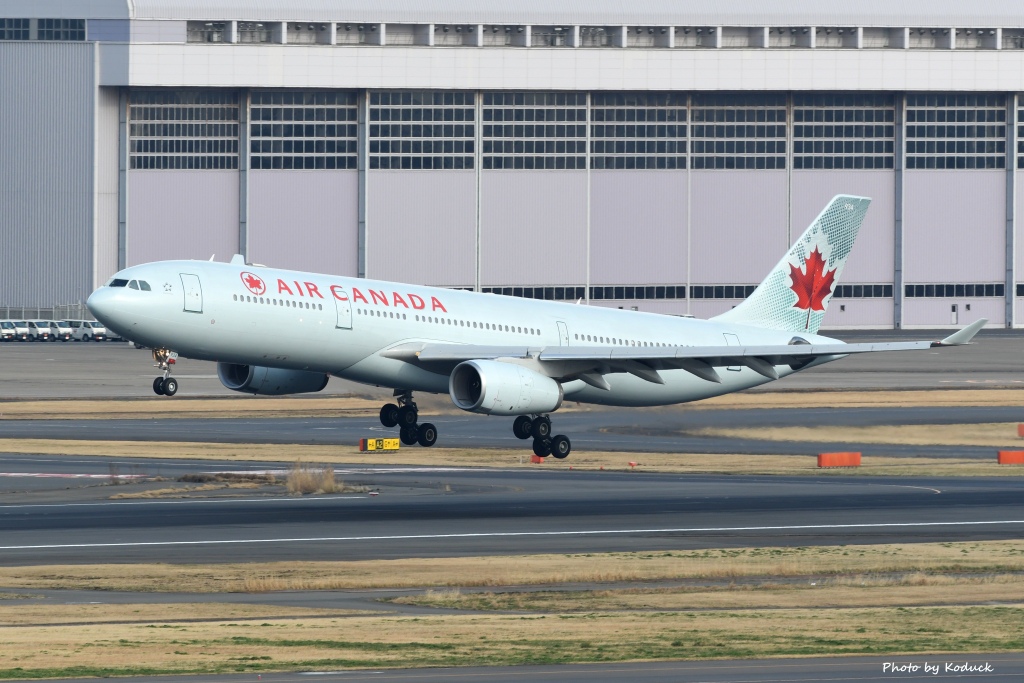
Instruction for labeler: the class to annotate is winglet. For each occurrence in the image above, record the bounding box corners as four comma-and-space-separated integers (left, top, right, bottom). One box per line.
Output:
933, 318, 987, 347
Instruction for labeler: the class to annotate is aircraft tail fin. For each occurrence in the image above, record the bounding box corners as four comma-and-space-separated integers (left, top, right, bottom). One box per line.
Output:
713, 195, 871, 335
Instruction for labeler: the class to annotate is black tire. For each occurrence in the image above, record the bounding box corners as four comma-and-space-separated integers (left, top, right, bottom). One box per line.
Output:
532, 437, 551, 458
153, 377, 165, 396
550, 435, 571, 459
162, 377, 178, 396
400, 425, 419, 446
397, 405, 418, 427
513, 415, 533, 440
531, 416, 552, 440
380, 403, 400, 428
417, 423, 438, 447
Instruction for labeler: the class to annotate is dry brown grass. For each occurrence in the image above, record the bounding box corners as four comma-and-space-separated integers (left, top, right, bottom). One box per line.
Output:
0, 602, 371, 627
286, 462, 338, 495
692, 388, 1024, 409
1, 541, 1023, 594
700, 422, 1024, 449
109, 482, 263, 500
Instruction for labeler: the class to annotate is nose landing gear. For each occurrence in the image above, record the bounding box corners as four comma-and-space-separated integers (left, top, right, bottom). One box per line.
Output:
151, 348, 179, 397
512, 414, 571, 459
378, 390, 437, 447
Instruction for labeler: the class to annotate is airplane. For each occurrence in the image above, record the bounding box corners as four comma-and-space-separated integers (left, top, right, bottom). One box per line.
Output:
86, 195, 985, 460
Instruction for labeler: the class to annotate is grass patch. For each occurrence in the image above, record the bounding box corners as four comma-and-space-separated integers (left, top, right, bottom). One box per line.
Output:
287, 462, 343, 495
699, 422, 1024, 449
1, 541, 1023, 593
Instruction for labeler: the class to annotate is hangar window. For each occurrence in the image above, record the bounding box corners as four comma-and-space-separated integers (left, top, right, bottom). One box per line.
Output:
482, 92, 587, 169
830, 284, 893, 298
481, 286, 688, 301
370, 91, 475, 169
0, 19, 30, 40
1016, 106, 1024, 169
590, 93, 688, 169
690, 94, 787, 169
794, 94, 895, 169
251, 91, 358, 170
186, 21, 227, 43
906, 94, 1006, 169
129, 91, 240, 170
689, 285, 759, 300
905, 283, 1004, 297
37, 19, 84, 41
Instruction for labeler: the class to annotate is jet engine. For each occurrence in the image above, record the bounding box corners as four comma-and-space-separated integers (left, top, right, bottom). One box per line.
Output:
449, 360, 563, 415
217, 363, 329, 396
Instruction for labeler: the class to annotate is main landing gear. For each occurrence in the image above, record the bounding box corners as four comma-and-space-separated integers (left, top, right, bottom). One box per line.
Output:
151, 348, 178, 397
379, 390, 437, 447
513, 414, 571, 459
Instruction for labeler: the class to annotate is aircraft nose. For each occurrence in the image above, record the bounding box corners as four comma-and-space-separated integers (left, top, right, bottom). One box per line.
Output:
86, 286, 121, 329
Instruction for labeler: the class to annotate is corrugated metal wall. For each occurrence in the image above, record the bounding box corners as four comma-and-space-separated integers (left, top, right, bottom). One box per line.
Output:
903, 297, 1003, 327
689, 171, 788, 284
590, 170, 688, 286
249, 170, 359, 276
821, 299, 895, 328
94, 87, 121, 289
126, 170, 239, 265
480, 171, 587, 286
0, 43, 96, 307
366, 171, 476, 286
903, 171, 1006, 282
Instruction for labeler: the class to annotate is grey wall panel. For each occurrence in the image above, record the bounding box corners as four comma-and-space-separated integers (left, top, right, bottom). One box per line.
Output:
902, 298, 1002, 328
94, 87, 121, 289
481, 171, 587, 286
904, 171, 1005, 283
365, 171, 476, 286
130, 20, 187, 43
820, 299, 894, 329
0, 43, 95, 307
249, 170, 358, 277
89, 19, 131, 42
127, 170, 239, 266
592, 300, 688, 316
689, 300, 738, 320
590, 170, 688, 286
791, 170, 895, 284
690, 171, 788, 285
1015, 174, 1024, 285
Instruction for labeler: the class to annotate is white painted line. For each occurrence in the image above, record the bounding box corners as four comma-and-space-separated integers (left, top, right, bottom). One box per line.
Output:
0, 496, 366, 510
0, 473, 148, 479
1, 519, 1023, 551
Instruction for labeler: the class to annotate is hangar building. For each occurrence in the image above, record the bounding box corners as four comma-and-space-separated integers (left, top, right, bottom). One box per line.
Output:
2, 0, 1024, 328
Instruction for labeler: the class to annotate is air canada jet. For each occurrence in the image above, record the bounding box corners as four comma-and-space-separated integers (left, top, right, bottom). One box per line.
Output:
88, 195, 984, 459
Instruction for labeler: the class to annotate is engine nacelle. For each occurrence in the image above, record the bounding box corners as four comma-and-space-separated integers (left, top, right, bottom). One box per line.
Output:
449, 359, 563, 415
217, 363, 329, 396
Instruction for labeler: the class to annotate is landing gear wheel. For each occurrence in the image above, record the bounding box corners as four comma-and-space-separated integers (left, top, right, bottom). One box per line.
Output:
162, 377, 178, 396
152, 377, 165, 395
417, 423, 438, 447
532, 437, 551, 458
397, 405, 418, 428
531, 416, 552, 440
400, 425, 419, 446
550, 435, 571, 459
380, 403, 400, 428
513, 415, 533, 440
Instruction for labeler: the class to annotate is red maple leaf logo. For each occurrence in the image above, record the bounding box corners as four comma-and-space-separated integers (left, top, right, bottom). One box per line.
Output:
240, 271, 266, 296
789, 247, 836, 330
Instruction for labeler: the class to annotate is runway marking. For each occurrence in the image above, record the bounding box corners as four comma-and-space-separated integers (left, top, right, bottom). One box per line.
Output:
2, 519, 1023, 551
0, 496, 365, 510
0, 472, 147, 479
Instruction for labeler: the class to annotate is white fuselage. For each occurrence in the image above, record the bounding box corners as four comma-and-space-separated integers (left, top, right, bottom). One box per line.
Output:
87, 260, 840, 407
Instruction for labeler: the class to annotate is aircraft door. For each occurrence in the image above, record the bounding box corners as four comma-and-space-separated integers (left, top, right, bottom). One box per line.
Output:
723, 332, 741, 372
556, 321, 569, 345
333, 287, 353, 329
180, 274, 203, 313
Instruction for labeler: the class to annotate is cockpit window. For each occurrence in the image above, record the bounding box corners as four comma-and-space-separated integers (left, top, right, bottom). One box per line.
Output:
128, 280, 139, 289
139, 280, 151, 291
109, 279, 128, 288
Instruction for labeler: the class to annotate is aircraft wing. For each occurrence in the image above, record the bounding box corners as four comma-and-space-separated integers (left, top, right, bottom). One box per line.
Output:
381, 319, 986, 386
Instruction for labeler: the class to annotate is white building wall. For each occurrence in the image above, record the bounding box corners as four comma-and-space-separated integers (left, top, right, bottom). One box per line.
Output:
481, 171, 587, 286
689, 171, 788, 284
126, 170, 239, 266
589, 170, 688, 286
366, 171, 476, 287
903, 297, 1003, 328
249, 170, 358, 277
94, 87, 121, 289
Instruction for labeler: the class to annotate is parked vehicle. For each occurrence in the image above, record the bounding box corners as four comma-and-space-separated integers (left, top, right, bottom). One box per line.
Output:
48, 320, 73, 341
0, 321, 15, 341
9, 321, 29, 341
68, 320, 107, 341
26, 320, 51, 341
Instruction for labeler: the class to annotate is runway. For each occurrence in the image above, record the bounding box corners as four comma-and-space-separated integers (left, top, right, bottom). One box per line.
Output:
1, 454, 1022, 564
